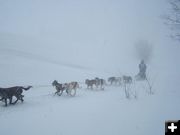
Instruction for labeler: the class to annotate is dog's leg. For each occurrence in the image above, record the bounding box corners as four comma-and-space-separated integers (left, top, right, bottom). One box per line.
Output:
9, 97, 13, 104
66, 89, 68, 94
20, 95, 24, 102
4, 98, 7, 106
54, 91, 57, 96
12, 99, 18, 104
0, 97, 4, 101
12, 96, 19, 105
57, 90, 63, 96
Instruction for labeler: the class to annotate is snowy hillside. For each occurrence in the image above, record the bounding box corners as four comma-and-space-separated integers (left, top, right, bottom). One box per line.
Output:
0, 0, 180, 135
0, 49, 179, 135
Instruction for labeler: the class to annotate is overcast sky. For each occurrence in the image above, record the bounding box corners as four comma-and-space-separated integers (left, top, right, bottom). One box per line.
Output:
0, 0, 179, 74
0, 0, 167, 39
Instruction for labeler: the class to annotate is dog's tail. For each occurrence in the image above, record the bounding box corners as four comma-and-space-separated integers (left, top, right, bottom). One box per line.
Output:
22, 86, 33, 91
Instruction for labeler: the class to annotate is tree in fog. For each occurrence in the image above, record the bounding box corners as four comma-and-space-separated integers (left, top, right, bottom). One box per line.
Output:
165, 0, 180, 41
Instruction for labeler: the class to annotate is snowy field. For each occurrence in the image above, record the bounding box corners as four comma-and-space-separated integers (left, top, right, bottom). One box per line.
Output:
0, 78, 180, 135
0, 53, 179, 135
0, 0, 180, 135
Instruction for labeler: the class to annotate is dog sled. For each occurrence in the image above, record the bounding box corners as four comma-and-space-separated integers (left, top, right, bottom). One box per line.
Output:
135, 72, 146, 81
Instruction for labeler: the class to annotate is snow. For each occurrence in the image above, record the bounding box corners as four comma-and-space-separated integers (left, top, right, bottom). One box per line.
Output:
0, 0, 180, 135
0, 63, 179, 135
0, 82, 179, 135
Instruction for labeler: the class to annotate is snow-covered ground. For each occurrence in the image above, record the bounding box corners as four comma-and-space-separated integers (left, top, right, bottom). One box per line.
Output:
1, 0, 180, 135
0, 53, 179, 135
0, 80, 178, 135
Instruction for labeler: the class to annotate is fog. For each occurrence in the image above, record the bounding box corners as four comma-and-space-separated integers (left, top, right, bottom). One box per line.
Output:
0, 1, 180, 135
1, 0, 178, 72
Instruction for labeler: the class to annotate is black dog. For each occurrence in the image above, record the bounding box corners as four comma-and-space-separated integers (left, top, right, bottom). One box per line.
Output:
0, 86, 32, 106
52, 80, 66, 96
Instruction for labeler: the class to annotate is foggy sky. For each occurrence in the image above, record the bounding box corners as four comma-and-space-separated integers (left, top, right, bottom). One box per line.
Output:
0, 0, 179, 74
